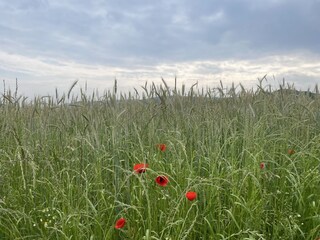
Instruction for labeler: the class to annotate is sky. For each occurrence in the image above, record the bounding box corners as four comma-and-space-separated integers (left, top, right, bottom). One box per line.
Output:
0, 0, 320, 98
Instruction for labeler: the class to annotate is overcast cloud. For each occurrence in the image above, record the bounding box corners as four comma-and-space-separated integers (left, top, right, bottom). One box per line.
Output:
0, 0, 319, 97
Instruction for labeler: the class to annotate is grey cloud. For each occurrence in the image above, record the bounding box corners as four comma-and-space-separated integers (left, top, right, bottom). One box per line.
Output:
0, 0, 320, 66
217, 0, 320, 56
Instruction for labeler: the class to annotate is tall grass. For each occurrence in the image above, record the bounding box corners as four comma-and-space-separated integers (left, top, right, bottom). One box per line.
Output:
0, 79, 320, 239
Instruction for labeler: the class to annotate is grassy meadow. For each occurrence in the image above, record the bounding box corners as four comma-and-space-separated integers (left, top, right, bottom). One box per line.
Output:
0, 80, 320, 239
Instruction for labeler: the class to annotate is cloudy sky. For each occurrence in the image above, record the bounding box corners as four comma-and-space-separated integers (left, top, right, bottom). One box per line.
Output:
0, 0, 320, 97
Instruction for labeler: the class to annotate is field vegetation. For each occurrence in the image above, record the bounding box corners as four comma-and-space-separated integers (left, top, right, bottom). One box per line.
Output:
0, 79, 320, 239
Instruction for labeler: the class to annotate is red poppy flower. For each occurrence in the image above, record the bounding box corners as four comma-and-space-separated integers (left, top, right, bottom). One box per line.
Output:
155, 175, 169, 186
133, 163, 148, 174
115, 218, 126, 229
288, 149, 295, 155
260, 162, 265, 170
186, 191, 197, 201
156, 144, 166, 152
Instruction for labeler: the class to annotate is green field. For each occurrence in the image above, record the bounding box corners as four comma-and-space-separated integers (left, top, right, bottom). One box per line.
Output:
1, 80, 320, 239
